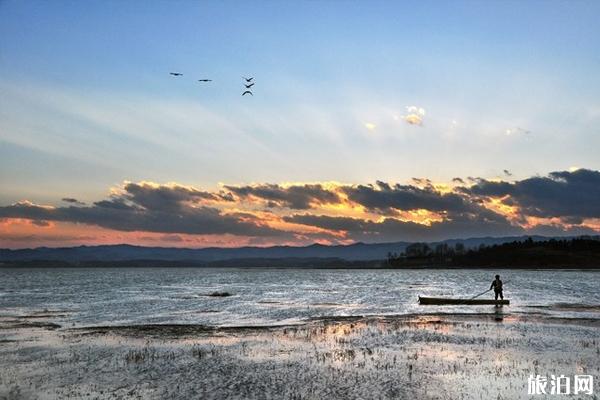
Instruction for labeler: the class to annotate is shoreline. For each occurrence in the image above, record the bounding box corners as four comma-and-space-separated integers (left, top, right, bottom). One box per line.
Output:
3, 308, 600, 334
2, 262, 600, 270
69, 310, 600, 334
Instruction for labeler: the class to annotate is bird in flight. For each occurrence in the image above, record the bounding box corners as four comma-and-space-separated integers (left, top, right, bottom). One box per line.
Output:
170, 72, 183, 76
242, 91, 253, 96
245, 83, 255, 88
197, 79, 212, 82
243, 77, 254, 82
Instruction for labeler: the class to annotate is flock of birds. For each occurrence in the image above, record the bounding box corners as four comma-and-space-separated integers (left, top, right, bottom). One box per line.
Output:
169, 72, 255, 96
242, 76, 254, 96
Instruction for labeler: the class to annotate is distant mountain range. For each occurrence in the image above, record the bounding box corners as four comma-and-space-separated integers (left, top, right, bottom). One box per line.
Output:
0, 235, 581, 264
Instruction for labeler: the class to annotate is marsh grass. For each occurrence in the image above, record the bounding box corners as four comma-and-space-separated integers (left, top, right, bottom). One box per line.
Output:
1, 315, 599, 399
125, 347, 177, 363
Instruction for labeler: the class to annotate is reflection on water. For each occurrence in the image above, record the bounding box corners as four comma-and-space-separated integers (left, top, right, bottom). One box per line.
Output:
494, 306, 505, 321
1, 307, 598, 400
0, 268, 598, 327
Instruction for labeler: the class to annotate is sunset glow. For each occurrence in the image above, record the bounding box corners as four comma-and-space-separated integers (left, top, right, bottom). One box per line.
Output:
2, 170, 599, 248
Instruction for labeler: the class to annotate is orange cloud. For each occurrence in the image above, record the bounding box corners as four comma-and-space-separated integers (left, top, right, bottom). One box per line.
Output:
2, 169, 600, 248
401, 106, 426, 126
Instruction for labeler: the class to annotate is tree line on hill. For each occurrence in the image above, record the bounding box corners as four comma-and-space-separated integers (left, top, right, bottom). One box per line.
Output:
386, 237, 600, 268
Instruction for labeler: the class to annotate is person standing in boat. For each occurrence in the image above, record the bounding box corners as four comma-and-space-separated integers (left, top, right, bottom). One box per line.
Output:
490, 275, 503, 300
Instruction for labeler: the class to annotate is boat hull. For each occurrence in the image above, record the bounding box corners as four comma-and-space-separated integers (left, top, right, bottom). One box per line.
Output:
419, 296, 509, 305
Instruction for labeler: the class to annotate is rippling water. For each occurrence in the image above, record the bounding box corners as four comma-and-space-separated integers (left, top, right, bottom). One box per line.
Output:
0, 267, 598, 327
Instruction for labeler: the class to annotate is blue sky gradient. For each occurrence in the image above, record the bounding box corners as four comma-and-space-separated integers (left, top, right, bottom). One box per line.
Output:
1, 0, 599, 207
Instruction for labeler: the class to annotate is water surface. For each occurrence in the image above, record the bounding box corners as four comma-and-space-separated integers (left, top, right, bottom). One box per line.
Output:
1, 267, 598, 327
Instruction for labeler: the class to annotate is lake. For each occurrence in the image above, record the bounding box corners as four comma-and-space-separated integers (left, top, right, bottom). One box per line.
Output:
1, 267, 598, 326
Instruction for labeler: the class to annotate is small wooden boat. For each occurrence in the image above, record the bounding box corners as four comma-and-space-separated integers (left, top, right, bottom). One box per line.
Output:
419, 296, 509, 305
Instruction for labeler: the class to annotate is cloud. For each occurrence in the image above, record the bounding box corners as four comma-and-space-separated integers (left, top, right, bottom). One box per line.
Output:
225, 183, 341, 210
505, 127, 531, 136
0, 183, 287, 238
525, 223, 597, 237
159, 234, 185, 243
0, 233, 98, 243
284, 213, 522, 242
401, 106, 426, 126
61, 198, 86, 205
1, 170, 600, 245
340, 181, 479, 215
364, 122, 377, 131
464, 168, 600, 219
31, 220, 51, 227
121, 181, 232, 211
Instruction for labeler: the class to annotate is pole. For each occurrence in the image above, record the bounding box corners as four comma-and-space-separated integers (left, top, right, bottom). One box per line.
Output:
470, 280, 509, 300
470, 288, 492, 300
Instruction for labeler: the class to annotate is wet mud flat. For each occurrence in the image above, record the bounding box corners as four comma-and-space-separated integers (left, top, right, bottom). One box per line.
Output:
0, 311, 599, 400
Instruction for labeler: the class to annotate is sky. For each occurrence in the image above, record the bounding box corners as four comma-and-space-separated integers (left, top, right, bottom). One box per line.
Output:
1, 0, 600, 248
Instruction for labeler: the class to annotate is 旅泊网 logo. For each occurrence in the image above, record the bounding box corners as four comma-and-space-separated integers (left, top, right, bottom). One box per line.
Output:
528, 374, 594, 395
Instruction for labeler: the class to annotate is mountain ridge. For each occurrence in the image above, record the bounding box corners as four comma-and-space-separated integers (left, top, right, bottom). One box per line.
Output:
1, 235, 588, 263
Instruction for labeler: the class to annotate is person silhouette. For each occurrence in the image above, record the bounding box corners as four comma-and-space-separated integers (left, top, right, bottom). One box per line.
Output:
490, 275, 503, 300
